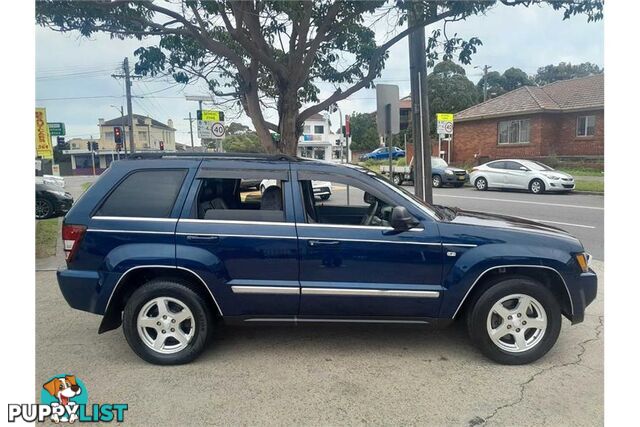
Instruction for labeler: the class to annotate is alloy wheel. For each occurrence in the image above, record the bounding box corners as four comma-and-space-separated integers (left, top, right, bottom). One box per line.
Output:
137, 297, 195, 354
36, 199, 51, 219
486, 293, 547, 353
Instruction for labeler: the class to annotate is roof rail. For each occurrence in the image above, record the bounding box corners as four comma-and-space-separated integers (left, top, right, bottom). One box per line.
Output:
124, 152, 299, 161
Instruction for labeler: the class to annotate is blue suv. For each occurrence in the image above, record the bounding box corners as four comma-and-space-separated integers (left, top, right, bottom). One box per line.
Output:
58, 154, 596, 365
359, 146, 406, 161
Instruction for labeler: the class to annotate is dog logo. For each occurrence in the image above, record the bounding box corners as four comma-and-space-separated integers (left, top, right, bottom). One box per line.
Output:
41, 375, 86, 423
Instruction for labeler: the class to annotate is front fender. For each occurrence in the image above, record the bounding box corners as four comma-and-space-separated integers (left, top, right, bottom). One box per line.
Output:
439, 243, 574, 319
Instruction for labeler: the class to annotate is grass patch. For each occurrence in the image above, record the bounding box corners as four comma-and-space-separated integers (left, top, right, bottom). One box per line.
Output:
574, 180, 604, 193
36, 218, 60, 258
81, 182, 92, 192
559, 167, 604, 177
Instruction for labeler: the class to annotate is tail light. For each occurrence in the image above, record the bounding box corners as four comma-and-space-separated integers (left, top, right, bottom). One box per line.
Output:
62, 224, 86, 262
471, 167, 478, 172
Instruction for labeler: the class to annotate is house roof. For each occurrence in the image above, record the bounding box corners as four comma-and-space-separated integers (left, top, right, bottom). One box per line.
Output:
101, 114, 176, 130
455, 74, 604, 122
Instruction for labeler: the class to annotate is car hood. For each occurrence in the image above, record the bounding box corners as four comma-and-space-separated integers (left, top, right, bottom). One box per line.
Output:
539, 170, 573, 180
441, 207, 571, 236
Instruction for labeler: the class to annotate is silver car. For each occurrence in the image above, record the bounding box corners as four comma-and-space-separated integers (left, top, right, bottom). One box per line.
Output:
470, 159, 575, 194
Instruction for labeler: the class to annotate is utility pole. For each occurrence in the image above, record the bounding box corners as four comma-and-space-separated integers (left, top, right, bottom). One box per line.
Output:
112, 57, 142, 153
476, 65, 492, 102
408, 1, 433, 204
184, 112, 195, 149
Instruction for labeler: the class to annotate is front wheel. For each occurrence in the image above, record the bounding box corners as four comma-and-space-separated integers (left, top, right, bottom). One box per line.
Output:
432, 175, 442, 188
36, 198, 53, 219
529, 179, 545, 194
475, 177, 488, 191
466, 276, 561, 365
123, 279, 212, 365
392, 174, 403, 186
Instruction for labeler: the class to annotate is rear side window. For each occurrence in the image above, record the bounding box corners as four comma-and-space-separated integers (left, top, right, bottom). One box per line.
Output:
96, 169, 187, 218
487, 161, 505, 169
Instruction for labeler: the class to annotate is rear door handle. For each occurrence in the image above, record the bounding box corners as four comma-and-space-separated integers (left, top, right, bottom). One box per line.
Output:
186, 235, 219, 242
308, 240, 341, 246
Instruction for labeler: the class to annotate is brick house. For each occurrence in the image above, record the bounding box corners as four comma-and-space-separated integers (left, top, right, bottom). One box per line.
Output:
451, 74, 604, 165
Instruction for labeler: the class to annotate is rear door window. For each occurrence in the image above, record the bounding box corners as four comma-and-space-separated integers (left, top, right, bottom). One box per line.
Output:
487, 161, 506, 169
96, 169, 188, 218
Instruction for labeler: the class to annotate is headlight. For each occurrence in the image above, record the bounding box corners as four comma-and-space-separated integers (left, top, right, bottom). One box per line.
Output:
445, 169, 454, 175
575, 252, 592, 273
547, 175, 561, 180
49, 190, 67, 197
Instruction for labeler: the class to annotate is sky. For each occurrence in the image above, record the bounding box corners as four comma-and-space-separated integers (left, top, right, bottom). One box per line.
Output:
35, 3, 603, 146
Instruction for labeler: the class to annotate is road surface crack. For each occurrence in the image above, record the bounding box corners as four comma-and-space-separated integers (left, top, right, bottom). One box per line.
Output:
470, 316, 603, 426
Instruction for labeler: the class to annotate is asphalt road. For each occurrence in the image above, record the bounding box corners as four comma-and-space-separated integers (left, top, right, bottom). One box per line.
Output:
324, 184, 604, 260
36, 262, 603, 426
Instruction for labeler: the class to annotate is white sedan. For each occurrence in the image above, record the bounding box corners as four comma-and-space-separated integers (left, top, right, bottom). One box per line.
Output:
260, 179, 332, 200
469, 159, 574, 194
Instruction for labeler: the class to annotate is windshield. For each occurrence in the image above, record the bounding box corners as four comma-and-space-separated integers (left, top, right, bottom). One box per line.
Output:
526, 160, 554, 171
431, 157, 448, 168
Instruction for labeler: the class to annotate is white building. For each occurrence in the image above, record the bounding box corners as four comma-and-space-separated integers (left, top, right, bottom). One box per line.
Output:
297, 113, 346, 162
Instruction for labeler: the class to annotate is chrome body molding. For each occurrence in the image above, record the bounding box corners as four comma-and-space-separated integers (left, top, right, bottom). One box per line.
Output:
231, 285, 299, 295
92, 216, 178, 223
298, 237, 440, 246
442, 243, 478, 248
88, 229, 175, 235
103, 265, 224, 316
451, 264, 573, 319
178, 218, 295, 227
296, 223, 424, 232
301, 287, 440, 298
175, 232, 297, 240
243, 317, 431, 324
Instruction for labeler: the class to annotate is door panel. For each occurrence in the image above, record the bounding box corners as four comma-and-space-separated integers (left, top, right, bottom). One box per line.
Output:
297, 225, 443, 317
503, 161, 530, 189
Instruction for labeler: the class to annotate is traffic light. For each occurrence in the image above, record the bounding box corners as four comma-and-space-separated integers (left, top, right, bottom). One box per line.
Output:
87, 141, 99, 151
114, 127, 123, 151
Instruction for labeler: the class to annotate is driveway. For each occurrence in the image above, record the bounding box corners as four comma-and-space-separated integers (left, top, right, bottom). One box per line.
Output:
36, 261, 603, 426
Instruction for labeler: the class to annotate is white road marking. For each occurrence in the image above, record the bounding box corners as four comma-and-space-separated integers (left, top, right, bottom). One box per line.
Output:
433, 193, 604, 211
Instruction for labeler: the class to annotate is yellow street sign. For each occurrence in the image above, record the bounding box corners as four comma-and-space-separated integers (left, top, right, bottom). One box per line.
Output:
35, 108, 53, 159
200, 110, 221, 121
436, 113, 454, 122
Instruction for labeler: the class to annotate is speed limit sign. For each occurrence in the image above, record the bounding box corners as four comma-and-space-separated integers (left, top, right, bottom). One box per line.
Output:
444, 121, 453, 134
211, 122, 225, 138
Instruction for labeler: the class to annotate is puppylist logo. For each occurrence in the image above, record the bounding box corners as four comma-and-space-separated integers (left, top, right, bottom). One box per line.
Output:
7, 374, 127, 423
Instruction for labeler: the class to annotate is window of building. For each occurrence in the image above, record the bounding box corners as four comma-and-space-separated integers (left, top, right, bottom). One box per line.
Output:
105, 131, 114, 141
576, 115, 596, 137
195, 172, 287, 222
299, 146, 313, 158
313, 125, 324, 134
313, 148, 325, 160
498, 119, 530, 144
299, 174, 398, 227
96, 169, 187, 218
303, 125, 311, 134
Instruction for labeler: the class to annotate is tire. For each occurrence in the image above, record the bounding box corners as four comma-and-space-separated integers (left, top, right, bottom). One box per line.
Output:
432, 175, 442, 188
475, 177, 488, 191
529, 179, 545, 194
260, 184, 266, 194
36, 198, 53, 219
392, 174, 403, 186
122, 279, 213, 365
320, 195, 330, 201
466, 276, 562, 365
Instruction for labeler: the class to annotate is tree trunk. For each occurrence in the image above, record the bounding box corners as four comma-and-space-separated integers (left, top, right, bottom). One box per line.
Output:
276, 90, 300, 156
241, 84, 276, 153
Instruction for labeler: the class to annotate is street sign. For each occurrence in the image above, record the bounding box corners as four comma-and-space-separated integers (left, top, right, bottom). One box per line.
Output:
376, 85, 400, 135
35, 108, 53, 159
48, 122, 66, 136
437, 113, 454, 135
196, 110, 225, 139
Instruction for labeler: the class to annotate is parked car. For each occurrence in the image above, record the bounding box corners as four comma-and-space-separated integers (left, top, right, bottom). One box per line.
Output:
41, 174, 65, 188
261, 178, 332, 200
36, 183, 73, 219
381, 157, 468, 187
470, 159, 575, 194
57, 153, 596, 365
239, 178, 261, 191
359, 146, 405, 161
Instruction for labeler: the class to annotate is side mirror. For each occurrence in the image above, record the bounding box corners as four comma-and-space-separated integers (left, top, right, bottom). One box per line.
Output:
390, 206, 418, 231
519, 166, 529, 171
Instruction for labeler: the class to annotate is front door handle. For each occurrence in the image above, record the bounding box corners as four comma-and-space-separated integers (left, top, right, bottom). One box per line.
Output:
186, 235, 219, 242
308, 239, 341, 247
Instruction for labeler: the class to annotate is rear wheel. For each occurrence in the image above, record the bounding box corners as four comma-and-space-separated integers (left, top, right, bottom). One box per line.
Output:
529, 179, 545, 194
123, 279, 212, 365
392, 174, 403, 186
475, 177, 488, 191
466, 276, 561, 364
36, 198, 53, 219
432, 175, 442, 188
